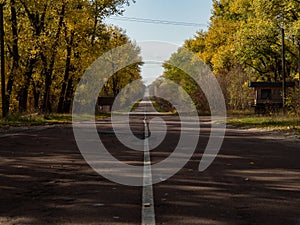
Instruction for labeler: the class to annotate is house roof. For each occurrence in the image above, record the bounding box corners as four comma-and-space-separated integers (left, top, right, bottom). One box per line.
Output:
248, 82, 295, 88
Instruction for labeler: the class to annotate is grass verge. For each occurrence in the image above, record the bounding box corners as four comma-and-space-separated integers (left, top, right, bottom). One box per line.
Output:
227, 116, 300, 134
0, 113, 109, 127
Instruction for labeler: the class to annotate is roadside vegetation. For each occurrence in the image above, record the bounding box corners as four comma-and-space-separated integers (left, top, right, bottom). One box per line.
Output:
0, 0, 142, 117
150, 0, 300, 115
227, 115, 300, 134
0, 113, 109, 127
150, 97, 177, 114
0, 114, 71, 126
148, 0, 300, 135
1, 0, 300, 131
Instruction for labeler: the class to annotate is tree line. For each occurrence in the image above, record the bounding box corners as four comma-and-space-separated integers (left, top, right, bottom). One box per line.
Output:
153, 0, 300, 112
1, 0, 142, 116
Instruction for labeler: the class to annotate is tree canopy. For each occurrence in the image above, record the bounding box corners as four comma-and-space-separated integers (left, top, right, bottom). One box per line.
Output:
158, 0, 300, 111
1, 0, 141, 115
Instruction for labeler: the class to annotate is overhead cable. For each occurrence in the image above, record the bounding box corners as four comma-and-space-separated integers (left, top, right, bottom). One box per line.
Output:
109, 16, 207, 27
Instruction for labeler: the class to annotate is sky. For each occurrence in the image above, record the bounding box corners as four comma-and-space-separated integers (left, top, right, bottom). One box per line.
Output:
105, 0, 213, 85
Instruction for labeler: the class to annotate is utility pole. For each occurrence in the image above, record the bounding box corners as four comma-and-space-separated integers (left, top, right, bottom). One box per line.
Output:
0, 2, 7, 118
281, 27, 286, 110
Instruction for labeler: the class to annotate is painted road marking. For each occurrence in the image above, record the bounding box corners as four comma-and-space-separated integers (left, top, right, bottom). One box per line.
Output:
142, 111, 156, 225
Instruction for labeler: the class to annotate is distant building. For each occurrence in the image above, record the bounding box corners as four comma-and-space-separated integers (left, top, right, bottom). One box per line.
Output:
96, 97, 115, 113
248, 82, 295, 113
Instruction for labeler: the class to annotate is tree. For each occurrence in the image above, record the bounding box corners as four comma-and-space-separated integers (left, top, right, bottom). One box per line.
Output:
177, 0, 300, 110
160, 47, 211, 112
2, 0, 137, 115
100, 27, 143, 98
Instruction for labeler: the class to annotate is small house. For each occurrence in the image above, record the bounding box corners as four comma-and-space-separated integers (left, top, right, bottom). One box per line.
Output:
96, 96, 115, 113
248, 82, 295, 113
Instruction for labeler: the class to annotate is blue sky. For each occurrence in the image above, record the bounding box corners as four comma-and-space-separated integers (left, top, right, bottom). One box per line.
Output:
105, 0, 213, 84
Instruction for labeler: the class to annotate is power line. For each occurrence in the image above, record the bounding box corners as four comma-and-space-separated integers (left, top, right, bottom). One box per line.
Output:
109, 16, 207, 27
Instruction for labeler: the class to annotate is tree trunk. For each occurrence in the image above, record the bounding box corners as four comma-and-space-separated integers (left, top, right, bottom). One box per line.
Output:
6, 0, 19, 113
32, 80, 40, 109
19, 1, 47, 113
18, 64, 33, 112
58, 31, 74, 113
63, 78, 74, 113
42, 71, 52, 112
18, 88, 28, 112
298, 42, 300, 79
41, 4, 65, 113
298, 42, 300, 98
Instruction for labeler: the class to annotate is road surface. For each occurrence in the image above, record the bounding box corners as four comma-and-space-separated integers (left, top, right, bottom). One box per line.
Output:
0, 100, 300, 225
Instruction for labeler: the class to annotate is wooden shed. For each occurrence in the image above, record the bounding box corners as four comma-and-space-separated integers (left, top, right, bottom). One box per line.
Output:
248, 82, 295, 113
96, 96, 115, 113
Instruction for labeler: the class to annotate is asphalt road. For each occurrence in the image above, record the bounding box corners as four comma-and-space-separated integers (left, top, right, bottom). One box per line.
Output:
0, 100, 300, 225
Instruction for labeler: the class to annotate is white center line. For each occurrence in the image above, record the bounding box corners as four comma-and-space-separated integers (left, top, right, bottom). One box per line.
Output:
142, 111, 156, 225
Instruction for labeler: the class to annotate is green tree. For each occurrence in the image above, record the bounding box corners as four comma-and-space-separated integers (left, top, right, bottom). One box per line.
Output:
2, 0, 137, 115
179, 0, 300, 110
